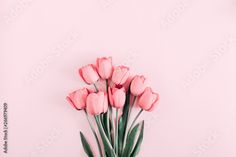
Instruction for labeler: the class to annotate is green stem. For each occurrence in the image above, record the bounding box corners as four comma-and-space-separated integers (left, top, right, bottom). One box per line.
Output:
84, 110, 103, 157
110, 107, 115, 146
95, 116, 117, 157
106, 79, 109, 93
127, 109, 144, 135
106, 79, 114, 146
93, 83, 99, 92
115, 108, 119, 155
128, 96, 137, 118
121, 96, 137, 153
105, 79, 112, 143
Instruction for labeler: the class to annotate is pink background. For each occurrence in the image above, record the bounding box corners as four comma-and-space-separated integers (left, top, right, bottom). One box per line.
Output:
0, 0, 235, 156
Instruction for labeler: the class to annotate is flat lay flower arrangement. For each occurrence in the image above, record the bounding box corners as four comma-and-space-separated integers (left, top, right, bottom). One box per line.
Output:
66, 57, 160, 157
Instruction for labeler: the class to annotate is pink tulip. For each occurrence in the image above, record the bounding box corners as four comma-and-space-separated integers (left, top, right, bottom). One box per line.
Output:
138, 87, 159, 111
79, 64, 100, 84
97, 57, 113, 79
130, 75, 147, 96
66, 88, 89, 110
86, 92, 108, 115
112, 66, 130, 85
123, 76, 134, 92
108, 86, 126, 108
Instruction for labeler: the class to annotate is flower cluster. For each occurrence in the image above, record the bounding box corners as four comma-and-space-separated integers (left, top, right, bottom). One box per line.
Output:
66, 57, 159, 157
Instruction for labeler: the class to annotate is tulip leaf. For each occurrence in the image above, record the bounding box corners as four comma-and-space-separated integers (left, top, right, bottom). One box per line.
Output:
130, 121, 144, 157
102, 112, 108, 132
80, 132, 94, 157
95, 116, 116, 157
121, 122, 141, 157
101, 113, 108, 134
118, 86, 131, 155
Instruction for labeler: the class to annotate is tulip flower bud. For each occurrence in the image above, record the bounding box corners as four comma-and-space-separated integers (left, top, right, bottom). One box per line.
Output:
123, 76, 134, 92
130, 75, 147, 96
108, 86, 126, 108
79, 64, 100, 84
66, 88, 89, 110
86, 92, 108, 115
97, 57, 113, 79
138, 87, 159, 111
112, 66, 130, 85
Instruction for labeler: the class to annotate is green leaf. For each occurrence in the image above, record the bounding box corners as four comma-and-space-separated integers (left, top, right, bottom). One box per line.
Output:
95, 116, 116, 157
118, 86, 131, 155
130, 121, 144, 157
121, 122, 141, 157
80, 132, 94, 157
102, 113, 108, 134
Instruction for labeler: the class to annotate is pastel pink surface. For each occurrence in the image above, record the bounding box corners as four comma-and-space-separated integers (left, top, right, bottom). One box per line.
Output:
0, 0, 236, 157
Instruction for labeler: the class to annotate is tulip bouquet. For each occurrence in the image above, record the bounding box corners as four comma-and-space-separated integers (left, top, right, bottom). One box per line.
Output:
66, 57, 159, 157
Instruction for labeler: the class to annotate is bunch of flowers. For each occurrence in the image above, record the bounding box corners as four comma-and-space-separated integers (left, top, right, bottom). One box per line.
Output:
66, 57, 159, 157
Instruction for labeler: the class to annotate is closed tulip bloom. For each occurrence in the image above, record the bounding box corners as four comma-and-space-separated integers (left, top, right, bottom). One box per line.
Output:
66, 88, 88, 110
108, 86, 126, 108
79, 64, 100, 84
138, 87, 159, 111
86, 92, 108, 115
123, 76, 134, 92
97, 57, 113, 79
112, 66, 130, 85
130, 75, 147, 96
